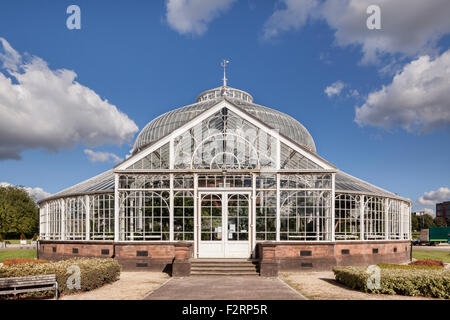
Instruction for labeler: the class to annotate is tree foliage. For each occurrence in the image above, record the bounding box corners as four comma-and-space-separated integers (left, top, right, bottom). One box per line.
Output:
411, 214, 419, 231
0, 185, 38, 238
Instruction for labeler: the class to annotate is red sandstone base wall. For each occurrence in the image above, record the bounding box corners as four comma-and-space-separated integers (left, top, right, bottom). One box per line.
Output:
38, 241, 193, 273
39, 240, 411, 275
258, 241, 411, 272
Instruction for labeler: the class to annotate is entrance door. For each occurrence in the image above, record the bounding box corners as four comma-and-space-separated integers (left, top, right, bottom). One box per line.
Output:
198, 192, 251, 258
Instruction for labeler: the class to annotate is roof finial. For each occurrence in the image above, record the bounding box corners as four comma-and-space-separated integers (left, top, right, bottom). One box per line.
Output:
221, 59, 230, 87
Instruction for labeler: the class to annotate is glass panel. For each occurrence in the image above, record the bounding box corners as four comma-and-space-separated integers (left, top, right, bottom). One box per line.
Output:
335, 194, 360, 240
90, 194, 115, 240
200, 194, 222, 241
280, 143, 322, 169
227, 194, 249, 241
173, 108, 276, 170
127, 143, 170, 170
173, 191, 194, 241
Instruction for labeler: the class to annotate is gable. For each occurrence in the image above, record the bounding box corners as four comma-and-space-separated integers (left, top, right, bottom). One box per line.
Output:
116, 100, 334, 171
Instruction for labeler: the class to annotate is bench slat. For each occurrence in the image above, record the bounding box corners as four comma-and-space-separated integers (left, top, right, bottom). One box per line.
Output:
0, 286, 56, 295
0, 281, 57, 288
0, 275, 56, 281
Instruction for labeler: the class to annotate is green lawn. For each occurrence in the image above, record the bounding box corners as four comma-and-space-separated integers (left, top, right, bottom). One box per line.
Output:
412, 249, 450, 263
4, 240, 30, 244
0, 250, 36, 263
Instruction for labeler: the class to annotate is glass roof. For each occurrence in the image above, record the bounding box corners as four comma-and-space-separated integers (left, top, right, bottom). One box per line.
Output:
133, 87, 317, 155
38, 169, 408, 202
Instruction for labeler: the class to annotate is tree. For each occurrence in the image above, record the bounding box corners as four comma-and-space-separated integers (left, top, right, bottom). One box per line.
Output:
0, 185, 39, 239
411, 214, 419, 231
418, 214, 435, 230
434, 217, 446, 227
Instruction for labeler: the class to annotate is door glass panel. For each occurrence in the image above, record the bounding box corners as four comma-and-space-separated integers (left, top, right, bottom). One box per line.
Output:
201, 194, 222, 241
227, 194, 249, 241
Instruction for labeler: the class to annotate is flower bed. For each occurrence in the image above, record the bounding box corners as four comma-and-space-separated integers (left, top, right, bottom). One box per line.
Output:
411, 259, 444, 267
3, 258, 48, 266
0, 258, 121, 296
333, 266, 450, 299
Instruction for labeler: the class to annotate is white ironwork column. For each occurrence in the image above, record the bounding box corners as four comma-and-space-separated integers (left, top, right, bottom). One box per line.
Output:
252, 173, 256, 257
85, 195, 90, 240
45, 203, 49, 240
400, 202, 405, 240
331, 173, 336, 242
114, 174, 119, 242
360, 195, 365, 241
169, 174, 174, 242
385, 199, 389, 240
193, 173, 198, 258
276, 173, 281, 241
61, 199, 66, 241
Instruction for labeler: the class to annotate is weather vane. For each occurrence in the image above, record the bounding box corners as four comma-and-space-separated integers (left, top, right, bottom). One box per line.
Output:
221, 59, 230, 87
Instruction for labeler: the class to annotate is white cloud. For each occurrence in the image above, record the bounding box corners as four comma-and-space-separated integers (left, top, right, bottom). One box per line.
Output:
262, 0, 319, 40
0, 38, 139, 160
166, 0, 236, 36
423, 208, 435, 217
0, 182, 52, 201
355, 50, 450, 132
0, 38, 21, 70
324, 81, 345, 97
84, 149, 123, 163
417, 187, 450, 206
263, 0, 450, 63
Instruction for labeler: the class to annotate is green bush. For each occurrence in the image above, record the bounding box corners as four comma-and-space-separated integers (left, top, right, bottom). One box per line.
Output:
333, 266, 450, 299
0, 258, 121, 295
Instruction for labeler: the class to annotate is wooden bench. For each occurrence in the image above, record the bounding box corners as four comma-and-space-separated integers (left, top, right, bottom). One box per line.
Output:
0, 274, 58, 299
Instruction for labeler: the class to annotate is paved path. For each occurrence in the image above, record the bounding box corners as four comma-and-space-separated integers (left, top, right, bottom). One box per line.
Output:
413, 245, 450, 252
145, 276, 306, 300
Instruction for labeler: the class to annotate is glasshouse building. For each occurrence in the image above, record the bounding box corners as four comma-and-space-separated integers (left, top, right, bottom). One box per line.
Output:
38, 82, 411, 276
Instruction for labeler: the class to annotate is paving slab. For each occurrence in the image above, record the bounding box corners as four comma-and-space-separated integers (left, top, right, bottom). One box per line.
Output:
145, 276, 306, 300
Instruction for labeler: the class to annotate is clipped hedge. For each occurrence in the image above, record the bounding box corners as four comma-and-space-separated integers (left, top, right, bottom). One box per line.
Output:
0, 258, 121, 295
333, 266, 450, 299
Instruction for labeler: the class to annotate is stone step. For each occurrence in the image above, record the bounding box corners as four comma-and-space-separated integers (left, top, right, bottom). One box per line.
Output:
190, 271, 259, 276
191, 263, 257, 268
192, 259, 257, 263
191, 266, 257, 271
190, 259, 260, 276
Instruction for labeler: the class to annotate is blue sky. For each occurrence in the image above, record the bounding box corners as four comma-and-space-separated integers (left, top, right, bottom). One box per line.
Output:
0, 1, 449, 213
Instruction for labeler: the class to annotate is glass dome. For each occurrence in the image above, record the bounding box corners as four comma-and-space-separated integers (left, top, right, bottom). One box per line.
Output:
133, 86, 317, 155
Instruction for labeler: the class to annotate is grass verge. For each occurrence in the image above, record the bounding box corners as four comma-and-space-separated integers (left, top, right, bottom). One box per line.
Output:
0, 250, 36, 263
413, 249, 450, 263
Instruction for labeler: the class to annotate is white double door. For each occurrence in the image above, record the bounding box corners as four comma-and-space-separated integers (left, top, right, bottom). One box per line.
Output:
198, 192, 251, 258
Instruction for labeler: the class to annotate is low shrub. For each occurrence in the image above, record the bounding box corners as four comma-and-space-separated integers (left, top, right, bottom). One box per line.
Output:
377, 263, 443, 270
411, 259, 444, 267
3, 258, 48, 266
333, 266, 450, 299
0, 258, 121, 296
